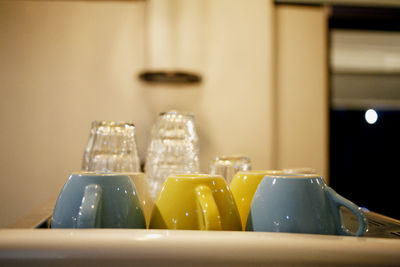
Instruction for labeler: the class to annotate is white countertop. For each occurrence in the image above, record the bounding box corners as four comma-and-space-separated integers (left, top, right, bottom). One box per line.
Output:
1, 229, 400, 266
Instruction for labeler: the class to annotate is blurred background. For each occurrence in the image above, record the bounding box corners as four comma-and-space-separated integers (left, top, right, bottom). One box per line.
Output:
0, 0, 399, 227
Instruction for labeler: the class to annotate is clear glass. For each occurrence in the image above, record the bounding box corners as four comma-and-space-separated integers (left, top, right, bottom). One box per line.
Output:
282, 167, 317, 174
145, 110, 200, 200
209, 155, 251, 183
81, 121, 140, 172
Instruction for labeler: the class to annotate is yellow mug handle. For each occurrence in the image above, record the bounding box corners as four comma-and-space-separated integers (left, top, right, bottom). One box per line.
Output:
195, 185, 222, 230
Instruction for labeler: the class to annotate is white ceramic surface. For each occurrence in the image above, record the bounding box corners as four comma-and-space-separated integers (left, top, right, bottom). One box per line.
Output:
0, 229, 400, 266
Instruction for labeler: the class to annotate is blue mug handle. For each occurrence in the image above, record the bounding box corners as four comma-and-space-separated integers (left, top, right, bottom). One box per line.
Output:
325, 187, 368, 236
76, 184, 103, 228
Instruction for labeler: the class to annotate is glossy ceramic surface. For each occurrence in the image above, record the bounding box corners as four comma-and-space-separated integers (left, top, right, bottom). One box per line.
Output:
51, 173, 146, 228
230, 170, 285, 229
246, 175, 368, 236
150, 174, 241, 230
71, 171, 153, 224
121, 172, 153, 227
1, 229, 400, 266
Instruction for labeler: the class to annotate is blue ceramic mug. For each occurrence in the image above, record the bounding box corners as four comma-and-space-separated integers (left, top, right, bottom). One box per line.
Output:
51, 172, 146, 228
246, 175, 368, 236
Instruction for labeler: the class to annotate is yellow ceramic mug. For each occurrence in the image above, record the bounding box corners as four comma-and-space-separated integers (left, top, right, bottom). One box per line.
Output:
230, 170, 285, 230
149, 174, 242, 230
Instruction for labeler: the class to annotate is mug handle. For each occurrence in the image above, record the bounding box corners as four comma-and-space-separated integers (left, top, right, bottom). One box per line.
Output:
195, 185, 222, 230
76, 184, 103, 228
325, 187, 368, 236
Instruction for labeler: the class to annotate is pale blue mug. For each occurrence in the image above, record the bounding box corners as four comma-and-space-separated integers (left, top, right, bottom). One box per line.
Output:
51, 172, 146, 228
246, 175, 368, 236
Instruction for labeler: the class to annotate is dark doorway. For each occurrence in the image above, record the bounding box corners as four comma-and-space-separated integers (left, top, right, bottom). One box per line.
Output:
329, 6, 400, 219
330, 109, 400, 219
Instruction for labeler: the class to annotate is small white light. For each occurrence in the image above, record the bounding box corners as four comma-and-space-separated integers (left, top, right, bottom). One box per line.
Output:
365, 109, 378, 124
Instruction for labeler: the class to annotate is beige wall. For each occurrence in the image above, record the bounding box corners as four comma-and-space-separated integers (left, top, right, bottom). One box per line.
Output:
0, 0, 275, 227
142, 0, 275, 172
275, 5, 329, 181
0, 0, 149, 227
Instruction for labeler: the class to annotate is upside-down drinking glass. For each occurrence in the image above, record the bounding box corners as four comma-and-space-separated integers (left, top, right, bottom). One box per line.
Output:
81, 121, 141, 172
282, 167, 317, 174
209, 155, 251, 183
145, 110, 200, 200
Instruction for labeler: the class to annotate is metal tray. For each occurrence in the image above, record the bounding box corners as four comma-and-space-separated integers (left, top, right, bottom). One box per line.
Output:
6, 199, 400, 238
